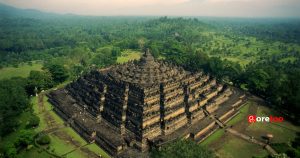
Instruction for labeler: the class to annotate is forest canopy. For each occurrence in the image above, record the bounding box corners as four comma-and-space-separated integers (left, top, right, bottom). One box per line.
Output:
1, 6, 300, 131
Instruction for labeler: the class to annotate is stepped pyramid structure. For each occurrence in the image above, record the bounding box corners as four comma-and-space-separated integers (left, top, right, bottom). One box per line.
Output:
48, 50, 246, 157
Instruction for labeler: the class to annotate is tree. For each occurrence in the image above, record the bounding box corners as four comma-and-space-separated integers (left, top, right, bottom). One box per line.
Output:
283, 68, 300, 120
92, 53, 116, 68
70, 64, 85, 79
111, 47, 121, 57
0, 78, 29, 136
36, 134, 51, 145
3, 144, 17, 158
27, 70, 54, 94
186, 51, 209, 72
150, 140, 214, 158
207, 57, 225, 78
14, 130, 34, 147
26, 115, 40, 128
91, 47, 117, 68
45, 64, 69, 84
244, 68, 270, 96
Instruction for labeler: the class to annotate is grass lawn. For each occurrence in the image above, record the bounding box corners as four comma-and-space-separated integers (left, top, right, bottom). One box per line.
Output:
200, 129, 225, 146
66, 150, 92, 158
18, 147, 52, 158
215, 135, 268, 158
245, 105, 300, 143
201, 103, 250, 146
85, 143, 110, 157
201, 99, 300, 158
31, 95, 111, 158
47, 135, 76, 155
29, 83, 111, 158
117, 49, 142, 64
223, 57, 251, 66
226, 103, 250, 126
201, 32, 300, 67
0, 62, 43, 80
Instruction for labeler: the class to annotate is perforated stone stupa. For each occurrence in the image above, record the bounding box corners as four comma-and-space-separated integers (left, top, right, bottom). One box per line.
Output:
48, 49, 246, 157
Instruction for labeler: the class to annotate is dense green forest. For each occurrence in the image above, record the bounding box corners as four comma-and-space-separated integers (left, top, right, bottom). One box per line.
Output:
1, 3, 300, 157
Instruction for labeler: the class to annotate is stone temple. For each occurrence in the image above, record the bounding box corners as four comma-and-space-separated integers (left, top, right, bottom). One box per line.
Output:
48, 50, 246, 157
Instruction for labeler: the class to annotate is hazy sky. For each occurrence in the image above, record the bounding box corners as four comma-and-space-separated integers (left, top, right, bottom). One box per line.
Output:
1, 0, 300, 17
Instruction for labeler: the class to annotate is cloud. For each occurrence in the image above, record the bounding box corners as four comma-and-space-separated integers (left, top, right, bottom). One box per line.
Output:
1, 0, 190, 8
0, 0, 191, 15
0, 0, 299, 17
205, 0, 251, 2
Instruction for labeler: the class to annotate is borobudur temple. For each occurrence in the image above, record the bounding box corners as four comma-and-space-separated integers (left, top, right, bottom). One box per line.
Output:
48, 49, 247, 157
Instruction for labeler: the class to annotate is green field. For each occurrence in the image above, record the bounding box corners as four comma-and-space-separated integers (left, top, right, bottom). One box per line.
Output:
117, 49, 142, 64
1, 95, 111, 158
200, 103, 250, 146
226, 103, 250, 126
0, 62, 43, 80
31, 95, 111, 158
246, 106, 299, 143
215, 135, 268, 158
201, 100, 300, 158
201, 32, 300, 66
200, 129, 225, 146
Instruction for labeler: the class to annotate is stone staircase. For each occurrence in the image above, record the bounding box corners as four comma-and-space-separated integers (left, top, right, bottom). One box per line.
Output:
203, 109, 226, 128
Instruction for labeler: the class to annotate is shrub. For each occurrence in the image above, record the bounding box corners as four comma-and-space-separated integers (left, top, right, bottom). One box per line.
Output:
37, 135, 51, 145
3, 144, 17, 158
286, 149, 296, 158
271, 143, 291, 153
26, 115, 40, 128
150, 139, 214, 158
14, 130, 34, 147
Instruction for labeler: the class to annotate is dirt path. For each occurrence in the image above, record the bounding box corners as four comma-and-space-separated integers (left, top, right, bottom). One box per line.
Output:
38, 93, 45, 113
205, 100, 278, 157
37, 93, 101, 158
225, 128, 278, 156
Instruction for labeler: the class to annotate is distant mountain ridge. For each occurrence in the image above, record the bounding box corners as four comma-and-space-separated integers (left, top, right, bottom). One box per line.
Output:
0, 3, 66, 19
